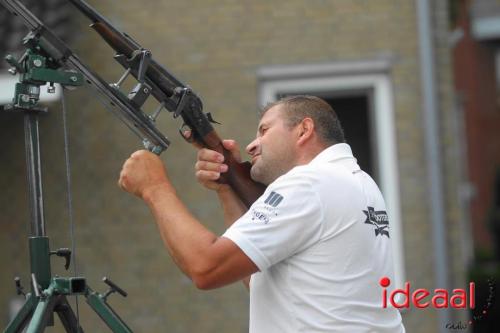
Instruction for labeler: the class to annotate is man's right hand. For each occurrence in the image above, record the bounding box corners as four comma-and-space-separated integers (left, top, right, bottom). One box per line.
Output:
195, 139, 249, 230
195, 140, 242, 192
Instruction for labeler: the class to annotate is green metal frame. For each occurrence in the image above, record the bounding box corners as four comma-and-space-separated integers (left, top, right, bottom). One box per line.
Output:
3, 24, 134, 333
4, 236, 134, 333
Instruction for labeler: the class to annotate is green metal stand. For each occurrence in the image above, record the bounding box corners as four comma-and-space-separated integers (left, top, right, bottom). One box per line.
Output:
5, 237, 134, 333
3, 28, 134, 333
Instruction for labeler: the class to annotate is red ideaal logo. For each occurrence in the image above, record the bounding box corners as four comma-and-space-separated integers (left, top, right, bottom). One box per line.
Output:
380, 277, 475, 309
380, 277, 496, 329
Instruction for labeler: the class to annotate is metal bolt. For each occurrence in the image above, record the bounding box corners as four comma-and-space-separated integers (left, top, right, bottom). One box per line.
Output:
70, 76, 78, 82
142, 139, 152, 150
143, 87, 149, 93
33, 59, 42, 67
152, 146, 163, 155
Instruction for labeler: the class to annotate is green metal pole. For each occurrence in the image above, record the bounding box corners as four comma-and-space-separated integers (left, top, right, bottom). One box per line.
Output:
3, 295, 37, 333
85, 288, 133, 333
26, 285, 57, 333
29, 237, 51, 290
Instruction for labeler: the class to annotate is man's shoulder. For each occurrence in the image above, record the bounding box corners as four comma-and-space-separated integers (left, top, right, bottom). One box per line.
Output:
272, 164, 323, 188
275, 160, 353, 188
271, 159, 377, 209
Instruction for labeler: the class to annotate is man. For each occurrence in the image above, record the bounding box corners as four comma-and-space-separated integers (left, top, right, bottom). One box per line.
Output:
118, 95, 405, 332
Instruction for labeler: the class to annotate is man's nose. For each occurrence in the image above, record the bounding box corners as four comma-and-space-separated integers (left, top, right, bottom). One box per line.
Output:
246, 138, 259, 156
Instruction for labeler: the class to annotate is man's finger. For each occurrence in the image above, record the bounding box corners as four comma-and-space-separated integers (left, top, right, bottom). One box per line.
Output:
131, 149, 149, 158
195, 160, 227, 173
222, 140, 241, 163
196, 170, 221, 182
182, 130, 204, 150
118, 174, 125, 191
198, 148, 224, 163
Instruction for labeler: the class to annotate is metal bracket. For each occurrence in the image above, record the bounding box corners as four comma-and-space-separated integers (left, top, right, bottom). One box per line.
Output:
173, 87, 192, 118
132, 49, 151, 83
128, 82, 152, 108
3, 34, 83, 113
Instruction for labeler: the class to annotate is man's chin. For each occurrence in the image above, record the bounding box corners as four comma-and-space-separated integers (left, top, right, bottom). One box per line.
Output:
250, 166, 265, 185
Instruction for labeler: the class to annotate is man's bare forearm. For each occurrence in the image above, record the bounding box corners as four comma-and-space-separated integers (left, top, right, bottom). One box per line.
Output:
216, 185, 252, 290
216, 185, 248, 227
143, 185, 218, 280
142, 184, 257, 290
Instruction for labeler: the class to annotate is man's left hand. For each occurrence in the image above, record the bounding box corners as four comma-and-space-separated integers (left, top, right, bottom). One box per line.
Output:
118, 150, 173, 199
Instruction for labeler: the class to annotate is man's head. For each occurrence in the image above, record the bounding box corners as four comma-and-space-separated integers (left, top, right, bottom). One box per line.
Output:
246, 95, 345, 185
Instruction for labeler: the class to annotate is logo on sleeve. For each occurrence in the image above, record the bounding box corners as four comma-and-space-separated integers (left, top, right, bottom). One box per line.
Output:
251, 209, 271, 224
250, 191, 283, 224
363, 207, 390, 237
264, 191, 284, 207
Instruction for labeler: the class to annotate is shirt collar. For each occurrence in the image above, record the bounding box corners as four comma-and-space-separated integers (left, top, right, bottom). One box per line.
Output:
309, 143, 357, 165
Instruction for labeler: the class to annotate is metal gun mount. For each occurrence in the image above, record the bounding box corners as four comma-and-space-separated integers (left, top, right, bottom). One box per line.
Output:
2, 0, 172, 155
4, 31, 83, 113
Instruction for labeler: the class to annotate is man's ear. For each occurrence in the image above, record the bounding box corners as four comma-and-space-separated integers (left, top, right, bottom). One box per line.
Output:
297, 118, 315, 145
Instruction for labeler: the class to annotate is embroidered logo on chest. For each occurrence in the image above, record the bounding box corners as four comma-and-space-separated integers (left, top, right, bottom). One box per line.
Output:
363, 207, 390, 237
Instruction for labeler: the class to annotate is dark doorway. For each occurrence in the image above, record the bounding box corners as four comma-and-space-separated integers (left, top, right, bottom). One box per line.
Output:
324, 94, 375, 179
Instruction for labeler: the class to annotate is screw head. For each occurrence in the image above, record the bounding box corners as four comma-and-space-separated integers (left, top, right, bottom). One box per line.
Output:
33, 59, 42, 67
70, 76, 78, 82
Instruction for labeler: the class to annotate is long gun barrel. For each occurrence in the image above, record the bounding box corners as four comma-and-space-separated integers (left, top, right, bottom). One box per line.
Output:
67, 0, 266, 208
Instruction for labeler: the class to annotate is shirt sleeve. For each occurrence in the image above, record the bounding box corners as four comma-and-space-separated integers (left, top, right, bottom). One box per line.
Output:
222, 170, 324, 271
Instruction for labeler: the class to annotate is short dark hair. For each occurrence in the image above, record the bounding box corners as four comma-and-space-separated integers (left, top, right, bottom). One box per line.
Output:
261, 95, 345, 145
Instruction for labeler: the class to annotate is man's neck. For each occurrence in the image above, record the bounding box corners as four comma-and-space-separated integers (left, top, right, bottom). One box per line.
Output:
295, 143, 330, 166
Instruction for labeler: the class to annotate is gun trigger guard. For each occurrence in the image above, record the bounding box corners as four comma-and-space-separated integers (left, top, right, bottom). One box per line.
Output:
179, 123, 194, 143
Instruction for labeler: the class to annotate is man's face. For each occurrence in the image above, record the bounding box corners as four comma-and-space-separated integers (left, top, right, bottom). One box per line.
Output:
246, 104, 298, 185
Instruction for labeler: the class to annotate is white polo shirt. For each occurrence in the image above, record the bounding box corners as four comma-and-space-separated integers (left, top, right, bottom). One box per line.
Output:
223, 143, 404, 333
